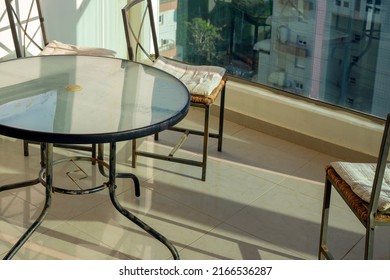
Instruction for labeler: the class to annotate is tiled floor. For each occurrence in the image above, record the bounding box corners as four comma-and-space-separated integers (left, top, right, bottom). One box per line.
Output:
1, 108, 389, 260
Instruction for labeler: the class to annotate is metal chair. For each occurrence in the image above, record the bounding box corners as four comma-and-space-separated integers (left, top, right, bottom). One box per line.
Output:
122, 0, 227, 181
319, 113, 390, 259
5, 0, 116, 157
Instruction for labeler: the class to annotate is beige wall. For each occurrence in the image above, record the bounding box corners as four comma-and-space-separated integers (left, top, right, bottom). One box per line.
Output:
224, 80, 385, 161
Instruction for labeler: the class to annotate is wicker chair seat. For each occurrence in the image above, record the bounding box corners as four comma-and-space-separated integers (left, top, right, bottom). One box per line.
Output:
326, 165, 390, 224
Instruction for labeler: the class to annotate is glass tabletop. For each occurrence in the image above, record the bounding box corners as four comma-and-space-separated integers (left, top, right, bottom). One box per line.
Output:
0, 55, 190, 144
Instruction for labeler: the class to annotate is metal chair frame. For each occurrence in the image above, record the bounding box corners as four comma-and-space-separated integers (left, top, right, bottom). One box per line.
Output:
5, 0, 48, 57
122, 0, 226, 181
319, 113, 390, 260
5, 0, 96, 158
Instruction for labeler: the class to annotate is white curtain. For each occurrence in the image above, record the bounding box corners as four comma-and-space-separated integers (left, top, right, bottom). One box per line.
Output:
41, 0, 127, 58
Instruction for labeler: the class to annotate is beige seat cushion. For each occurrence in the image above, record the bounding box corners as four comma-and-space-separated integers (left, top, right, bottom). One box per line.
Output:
153, 56, 226, 98
39, 40, 116, 57
331, 162, 390, 211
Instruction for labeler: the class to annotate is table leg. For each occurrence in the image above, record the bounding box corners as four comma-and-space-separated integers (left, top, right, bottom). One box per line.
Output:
2, 143, 54, 260
107, 142, 180, 260
97, 143, 140, 197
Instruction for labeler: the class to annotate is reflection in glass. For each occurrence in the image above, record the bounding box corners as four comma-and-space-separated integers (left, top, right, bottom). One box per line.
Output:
154, 0, 389, 118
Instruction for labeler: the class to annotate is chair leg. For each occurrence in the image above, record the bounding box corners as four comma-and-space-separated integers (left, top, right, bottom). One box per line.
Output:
201, 105, 210, 181
217, 86, 226, 152
132, 139, 137, 168
319, 176, 332, 259
364, 221, 375, 260
130, 96, 221, 181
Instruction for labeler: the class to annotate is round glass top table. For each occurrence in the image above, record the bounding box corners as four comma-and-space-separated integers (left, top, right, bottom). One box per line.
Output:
0, 55, 190, 260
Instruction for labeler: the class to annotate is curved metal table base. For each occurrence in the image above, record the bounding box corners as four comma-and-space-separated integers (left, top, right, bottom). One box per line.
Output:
37, 156, 140, 197
0, 143, 179, 260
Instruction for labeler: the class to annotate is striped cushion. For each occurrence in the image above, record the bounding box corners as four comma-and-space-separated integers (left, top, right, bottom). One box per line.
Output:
153, 56, 225, 97
331, 162, 390, 211
40, 40, 116, 57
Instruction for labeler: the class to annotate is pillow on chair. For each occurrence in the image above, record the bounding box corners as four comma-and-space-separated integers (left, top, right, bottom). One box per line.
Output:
153, 56, 226, 97
331, 161, 390, 212
39, 40, 116, 57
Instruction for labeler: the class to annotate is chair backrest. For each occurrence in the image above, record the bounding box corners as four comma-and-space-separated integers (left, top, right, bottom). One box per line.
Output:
369, 113, 390, 216
232, 0, 273, 20
5, 0, 48, 58
121, 0, 159, 63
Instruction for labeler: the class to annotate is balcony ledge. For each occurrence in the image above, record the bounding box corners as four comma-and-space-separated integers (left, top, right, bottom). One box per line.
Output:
215, 79, 384, 162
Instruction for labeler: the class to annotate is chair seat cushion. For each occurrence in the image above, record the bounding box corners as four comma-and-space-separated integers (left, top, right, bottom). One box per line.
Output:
153, 57, 226, 104
39, 40, 116, 57
331, 162, 390, 211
